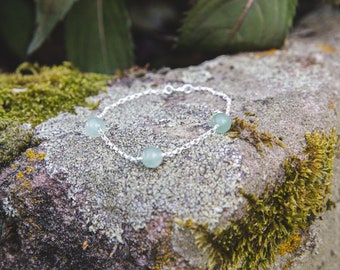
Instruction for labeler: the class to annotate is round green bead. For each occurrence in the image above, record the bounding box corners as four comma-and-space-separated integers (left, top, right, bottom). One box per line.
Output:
211, 113, 232, 134
141, 147, 163, 168
85, 117, 106, 138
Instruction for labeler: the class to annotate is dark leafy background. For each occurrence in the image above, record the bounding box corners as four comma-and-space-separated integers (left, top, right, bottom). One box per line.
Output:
177, 0, 297, 52
0, 0, 337, 73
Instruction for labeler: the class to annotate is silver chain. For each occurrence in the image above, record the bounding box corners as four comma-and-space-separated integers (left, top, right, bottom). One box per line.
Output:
97, 84, 231, 163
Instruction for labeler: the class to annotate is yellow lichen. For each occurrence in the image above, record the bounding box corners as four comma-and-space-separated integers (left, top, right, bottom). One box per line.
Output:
19, 180, 32, 191
25, 166, 35, 174
317, 44, 337, 54
82, 241, 89, 250
253, 49, 278, 58
24, 149, 46, 162
11, 164, 18, 170
278, 233, 302, 256
16, 171, 25, 181
12, 149, 43, 191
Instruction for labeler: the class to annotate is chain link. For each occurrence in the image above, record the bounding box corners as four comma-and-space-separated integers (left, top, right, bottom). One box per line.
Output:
162, 127, 216, 158
99, 130, 142, 162
97, 84, 232, 162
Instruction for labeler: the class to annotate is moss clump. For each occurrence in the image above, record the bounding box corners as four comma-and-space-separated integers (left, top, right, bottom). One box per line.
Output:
0, 62, 111, 169
178, 129, 338, 269
229, 117, 287, 153
0, 121, 34, 169
0, 62, 110, 125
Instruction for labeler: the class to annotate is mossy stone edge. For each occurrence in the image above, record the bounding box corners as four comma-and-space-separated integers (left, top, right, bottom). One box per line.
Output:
177, 129, 338, 269
0, 62, 111, 169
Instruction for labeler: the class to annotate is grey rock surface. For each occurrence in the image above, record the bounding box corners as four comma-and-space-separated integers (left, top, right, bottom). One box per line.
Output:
1, 5, 339, 270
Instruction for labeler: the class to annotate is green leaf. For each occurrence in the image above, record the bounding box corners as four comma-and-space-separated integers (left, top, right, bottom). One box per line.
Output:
0, 0, 34, 58
177, 0, 298, 53
64, 0, 134, 74
27, 0, 77, 54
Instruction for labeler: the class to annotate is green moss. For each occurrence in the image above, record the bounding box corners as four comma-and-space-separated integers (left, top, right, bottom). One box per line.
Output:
229, 117, 287, 153
178, 129, 338, 270
0, 62, 112, 169
0, 121, 34, 169
0, 62, 110, 126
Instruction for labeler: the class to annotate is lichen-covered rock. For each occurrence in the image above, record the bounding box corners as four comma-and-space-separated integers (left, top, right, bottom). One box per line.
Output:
1, 6, 340, 270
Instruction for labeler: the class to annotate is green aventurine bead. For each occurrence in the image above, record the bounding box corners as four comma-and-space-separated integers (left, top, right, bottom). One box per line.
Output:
211, 113, 232, 134
141, 147, 163, 168
85, 117, 106, 137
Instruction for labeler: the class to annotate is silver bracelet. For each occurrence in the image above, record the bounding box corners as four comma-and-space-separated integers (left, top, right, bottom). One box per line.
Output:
84, 84, 232, 168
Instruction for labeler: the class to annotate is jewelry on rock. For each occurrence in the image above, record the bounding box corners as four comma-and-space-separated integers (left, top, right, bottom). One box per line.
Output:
84, 84, 232, 168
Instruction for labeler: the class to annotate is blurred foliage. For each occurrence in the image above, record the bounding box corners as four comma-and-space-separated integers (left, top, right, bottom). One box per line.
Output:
0, 0, 34, 59
27, 0, 77, 54
326, 0, 340, 4
178, 0, 297, 52
65, 0, 133, 73
0, 0, 338, 73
